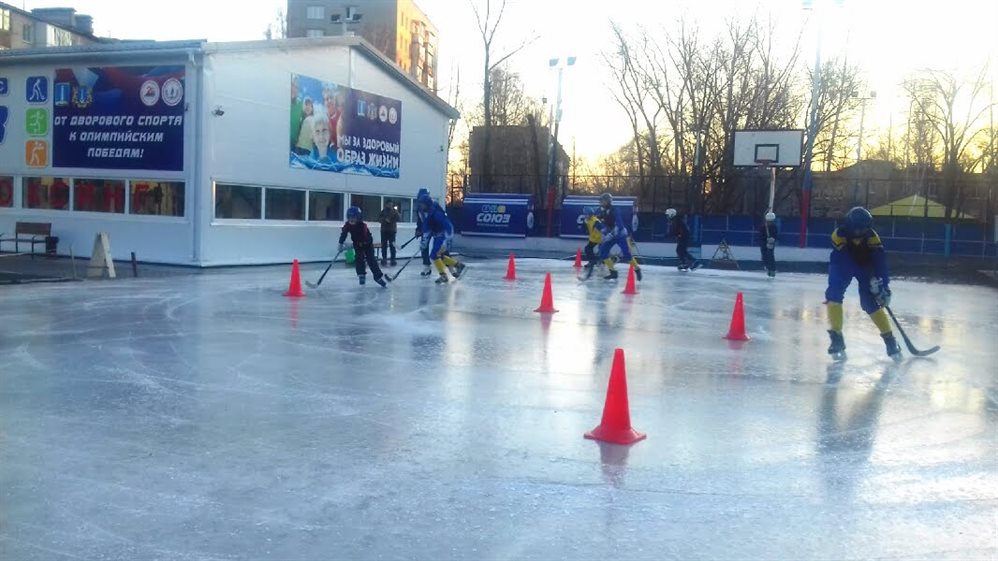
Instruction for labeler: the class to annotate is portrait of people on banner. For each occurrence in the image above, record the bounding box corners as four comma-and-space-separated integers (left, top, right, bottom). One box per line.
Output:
289, 73, 402, 178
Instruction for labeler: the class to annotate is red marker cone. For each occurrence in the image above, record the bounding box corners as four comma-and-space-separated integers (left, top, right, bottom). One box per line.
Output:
504, 253, 517, 281
622, 263, 638, 295
574, 248, 583, 269
534, 272, 558, 313
723, 292, 750, 341
285, 259, 305, 298
585, 348, 646, 445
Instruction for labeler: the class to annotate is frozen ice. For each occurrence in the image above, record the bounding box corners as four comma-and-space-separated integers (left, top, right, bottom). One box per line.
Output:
1, 259, 996, 560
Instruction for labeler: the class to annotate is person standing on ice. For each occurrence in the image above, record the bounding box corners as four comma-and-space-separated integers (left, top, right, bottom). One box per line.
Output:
414, 188, 440, 277
417, 192, 467, 284
579, 206, 604, 280
824, 206, 901, 359
596, 193, 642, 281
759, 212, 779, 277
339, 207, 390, 287
665, 208, 697, 271
378, 199, 401, 267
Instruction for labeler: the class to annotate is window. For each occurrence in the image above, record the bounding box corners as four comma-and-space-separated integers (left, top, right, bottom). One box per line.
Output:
215, 184, 261, 219
306, 29, 324, 38
73, 179, 125, 213
306, 6, 325, 19
23, 177, 71, 210
265, 188, 305, 220
1, 9, 10, 32
395, 197, 414, 223
131, 180, 184, 216
350, 194, 383, 222
46, 26, 71, 47
0, 176, 13, 207
22, 23, 34, 44
309, 191, 344, 221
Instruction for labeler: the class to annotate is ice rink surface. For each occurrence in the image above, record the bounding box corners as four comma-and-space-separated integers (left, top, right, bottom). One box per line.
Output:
1, 258, 996, 560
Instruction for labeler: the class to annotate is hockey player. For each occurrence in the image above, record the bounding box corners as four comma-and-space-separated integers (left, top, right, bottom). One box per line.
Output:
579, 206, 604, 280
665, 208, 697, 270
415, 188, 434, 277
824, 206, 901, 359
759, 212, 779, 277
417, 192, 467, 284
339, 206, 390, 287
595, 193, 642, 281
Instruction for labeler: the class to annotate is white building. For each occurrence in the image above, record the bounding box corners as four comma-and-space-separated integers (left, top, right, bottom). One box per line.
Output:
0, 37, 457, 265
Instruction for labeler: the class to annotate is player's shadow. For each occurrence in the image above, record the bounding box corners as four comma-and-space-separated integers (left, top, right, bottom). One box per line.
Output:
815, 361, 903, 500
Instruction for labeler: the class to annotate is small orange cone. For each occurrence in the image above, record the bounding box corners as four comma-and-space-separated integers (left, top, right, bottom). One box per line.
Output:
622, 263, 638, 295
723, 292, 750, 341
574, 248, 583, 269
504, 253, 517, 281
284, 259, 305, 298
585, 348, 646, 445
534, 272, 558, 313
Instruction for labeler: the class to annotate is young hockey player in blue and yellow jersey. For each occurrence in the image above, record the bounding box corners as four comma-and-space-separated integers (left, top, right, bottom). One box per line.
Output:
595, 193, 642, 281
579, 206, 604, 280
824, 206, 901, 359
416, 191, 467, 284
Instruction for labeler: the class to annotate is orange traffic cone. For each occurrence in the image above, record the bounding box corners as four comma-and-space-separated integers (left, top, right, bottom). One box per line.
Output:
723, 292, 750, 341
534, 272, 558, 313
574, 248, 583, 269
285, 259, 305, 298
622, 263, 638, 295
585, 348, 646, 445
504, 253, 517, 281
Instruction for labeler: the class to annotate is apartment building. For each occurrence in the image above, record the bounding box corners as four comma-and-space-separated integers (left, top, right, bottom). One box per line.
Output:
0, 3, 102, 49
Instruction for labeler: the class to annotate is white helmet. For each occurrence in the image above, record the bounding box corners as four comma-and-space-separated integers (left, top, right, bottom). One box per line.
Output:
765, 212, 776, 222
665, 208, 677, 218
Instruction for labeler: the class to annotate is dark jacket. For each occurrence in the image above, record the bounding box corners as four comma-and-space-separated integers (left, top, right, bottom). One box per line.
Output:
759, 222, 779, 247
379, 207, 401, 234
339, 221, 374, 249
669, 218, 690, 241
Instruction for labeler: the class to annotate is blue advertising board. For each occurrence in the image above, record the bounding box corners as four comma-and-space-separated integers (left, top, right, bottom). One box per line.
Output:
559, 196, 637, 238
52, 66, 186, 171
461, 193, 532, 238
290, 73, 402, 178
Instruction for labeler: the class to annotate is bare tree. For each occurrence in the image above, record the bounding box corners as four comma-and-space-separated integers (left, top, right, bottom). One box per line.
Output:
265, 9, 287, 40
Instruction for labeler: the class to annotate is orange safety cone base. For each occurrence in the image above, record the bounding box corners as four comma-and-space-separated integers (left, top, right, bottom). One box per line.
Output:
622, 264, 638, 295
723, 332, 751, 341
285, 259, 305, 298
585, 426, 647, 446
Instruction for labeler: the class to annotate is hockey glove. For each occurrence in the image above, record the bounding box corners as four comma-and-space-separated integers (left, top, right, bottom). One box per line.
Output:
870, 278, 891, 307
766, 238, 776, 250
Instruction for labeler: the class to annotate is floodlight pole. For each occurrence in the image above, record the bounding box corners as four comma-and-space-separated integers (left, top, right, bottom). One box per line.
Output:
545, 56, 575, 237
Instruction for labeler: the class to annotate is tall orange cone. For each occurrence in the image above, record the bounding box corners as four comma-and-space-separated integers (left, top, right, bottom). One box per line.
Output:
585, 348, 646, 445
504, 253, 517, 281
284, 259, 305, 298
723, 292, 750, 341
574, 248, 583, 269
622, 263, 638, 295
534, 272, 558, 313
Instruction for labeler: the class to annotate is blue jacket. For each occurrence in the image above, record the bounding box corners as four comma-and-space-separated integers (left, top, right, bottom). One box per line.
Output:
598, 205, 629, 238
420, 203, 453, 239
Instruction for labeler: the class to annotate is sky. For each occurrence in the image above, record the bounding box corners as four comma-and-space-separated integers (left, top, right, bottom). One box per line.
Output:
20, 0, 998, 161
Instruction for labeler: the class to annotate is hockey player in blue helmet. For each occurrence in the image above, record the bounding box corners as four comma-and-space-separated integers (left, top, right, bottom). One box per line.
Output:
417, 191, 467, 283
338, 206, 390, 287
824, 206, 900, 359
414, 188, 435, 277
595, 193, 642, 281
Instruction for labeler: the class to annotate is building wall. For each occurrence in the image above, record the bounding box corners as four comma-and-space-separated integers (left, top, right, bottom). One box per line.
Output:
0, 53, 200, 264
0, 4, 98, 49
197, 41, 450, 265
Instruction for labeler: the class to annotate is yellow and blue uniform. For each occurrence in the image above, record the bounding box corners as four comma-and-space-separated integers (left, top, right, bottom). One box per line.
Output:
597, 204, 641, 273
825, 226, 892, 335
582, 214, 603, 264
417, 194, 465, 282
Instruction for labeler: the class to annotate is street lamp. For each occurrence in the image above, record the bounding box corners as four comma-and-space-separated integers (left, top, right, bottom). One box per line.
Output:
545, 56, 576, 237
852, 90, 876, 206
330, 8, 362, 36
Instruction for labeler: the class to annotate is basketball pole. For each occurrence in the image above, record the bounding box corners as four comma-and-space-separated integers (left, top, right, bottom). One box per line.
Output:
768, 165, 776, 214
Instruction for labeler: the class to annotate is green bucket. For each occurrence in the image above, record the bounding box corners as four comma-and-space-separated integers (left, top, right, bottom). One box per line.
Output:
345, 248, 356, 265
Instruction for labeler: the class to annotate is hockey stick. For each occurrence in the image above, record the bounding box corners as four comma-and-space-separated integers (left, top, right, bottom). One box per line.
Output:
305, 249, 344, 289
397, 234, 419, 251
389, 247, 423, 281
884, 305, 940, 357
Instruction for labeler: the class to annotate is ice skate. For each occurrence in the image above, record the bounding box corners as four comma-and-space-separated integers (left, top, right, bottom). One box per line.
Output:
768, 269, 776, 278
358, 275, 366, 286
374, 274, 388, 287
882, 332, 902, 360
435, 273, 449, 284
604, 269, 618, 280
390, 259, 397, 267
380, 258, 387, 267
420, 267, 433, 277
452, 262, 467, 279
635, 267, 643, 281
827, 330, 846, 360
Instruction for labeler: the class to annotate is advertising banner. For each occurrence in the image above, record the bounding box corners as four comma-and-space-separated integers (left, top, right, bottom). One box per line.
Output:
461, 194, 532, 237
560, 196, 637, 239
290, 73, 402, 178
53, 66, 186, 171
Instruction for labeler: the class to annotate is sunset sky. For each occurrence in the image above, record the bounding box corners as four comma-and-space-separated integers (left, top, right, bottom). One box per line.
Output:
22, 0, 998, 161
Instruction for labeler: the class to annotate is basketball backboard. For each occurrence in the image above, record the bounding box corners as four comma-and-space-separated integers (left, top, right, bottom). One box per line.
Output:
733, 129, 804, 167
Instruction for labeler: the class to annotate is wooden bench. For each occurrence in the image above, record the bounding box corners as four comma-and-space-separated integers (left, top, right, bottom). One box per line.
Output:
0, 222, 57, 258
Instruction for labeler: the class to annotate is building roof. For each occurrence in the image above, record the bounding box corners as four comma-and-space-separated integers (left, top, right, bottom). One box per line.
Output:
0, 1, 108, 43
0, 35, 459, 120
870, 194, 974, 219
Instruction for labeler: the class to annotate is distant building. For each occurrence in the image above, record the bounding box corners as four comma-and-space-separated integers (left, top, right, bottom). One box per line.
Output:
468, 125, 569, 199
286, 0, 438, 93
0, 3, 105, 49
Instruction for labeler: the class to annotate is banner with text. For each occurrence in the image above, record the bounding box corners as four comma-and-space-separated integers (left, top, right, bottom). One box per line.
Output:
53, 66, 186, 171
290, 73, 402, 178
461, 194, 532, 237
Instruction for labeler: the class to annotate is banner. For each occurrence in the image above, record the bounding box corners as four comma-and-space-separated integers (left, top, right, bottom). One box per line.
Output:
560, 196, 636, 239
461, 194, 532, 238
53, 66, 185, 171
290, 73, 402, 178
